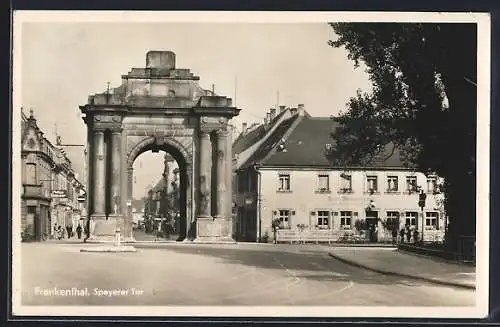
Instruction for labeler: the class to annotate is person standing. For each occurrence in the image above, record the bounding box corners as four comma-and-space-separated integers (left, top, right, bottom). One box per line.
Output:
76, 224, 82, 239
66, 225, 72, 239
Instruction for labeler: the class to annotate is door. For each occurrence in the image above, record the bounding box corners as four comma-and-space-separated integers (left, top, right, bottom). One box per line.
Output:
365, 211, 379, 242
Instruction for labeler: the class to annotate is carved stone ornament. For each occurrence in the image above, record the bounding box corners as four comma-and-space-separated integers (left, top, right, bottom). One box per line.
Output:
218, 117, 225, 124
201, 117, 208, 123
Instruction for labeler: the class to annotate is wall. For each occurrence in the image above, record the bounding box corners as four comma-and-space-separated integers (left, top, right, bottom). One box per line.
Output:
257, 168, 445, 241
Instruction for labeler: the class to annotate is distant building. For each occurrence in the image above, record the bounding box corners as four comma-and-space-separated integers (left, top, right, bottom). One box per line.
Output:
143, 154, 179, 220
20, 109, 86, 241
232, 105, 445, 243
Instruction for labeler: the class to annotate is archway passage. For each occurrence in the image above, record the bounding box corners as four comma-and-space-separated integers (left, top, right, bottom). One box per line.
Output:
80, 50, 240, 243
129, 142, 190, 241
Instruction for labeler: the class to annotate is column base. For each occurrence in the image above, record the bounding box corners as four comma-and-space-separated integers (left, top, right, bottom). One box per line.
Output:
87, 214, 135, 243
194, 217, 236, 243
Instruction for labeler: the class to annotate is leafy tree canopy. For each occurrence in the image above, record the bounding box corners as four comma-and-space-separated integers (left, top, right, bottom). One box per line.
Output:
328, 23, 477, 250
327, 23, 476, 177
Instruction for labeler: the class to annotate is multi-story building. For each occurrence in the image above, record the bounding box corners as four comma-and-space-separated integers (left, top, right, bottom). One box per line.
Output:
232, 105, 446, 243
20, 109, 86, 241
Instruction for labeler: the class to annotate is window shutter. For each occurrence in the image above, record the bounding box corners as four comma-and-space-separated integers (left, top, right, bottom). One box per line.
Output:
273, 210, 277, 215
353, 212, 358, 217
291, 210, 296, 215
310, 211, 316, 216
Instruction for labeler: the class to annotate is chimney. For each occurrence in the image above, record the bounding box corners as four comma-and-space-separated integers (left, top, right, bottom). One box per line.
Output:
269, 108, 276, 121
297, 103, 305, 116
290, 107, 298, 115
279, 105, 286, 113
265, 113, 271, 125
242, 122, 248, 134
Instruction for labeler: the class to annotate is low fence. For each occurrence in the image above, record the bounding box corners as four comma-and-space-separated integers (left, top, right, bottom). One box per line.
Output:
275, 228, 445, 245
397, 235, 476, 265
276, 229, 368, 244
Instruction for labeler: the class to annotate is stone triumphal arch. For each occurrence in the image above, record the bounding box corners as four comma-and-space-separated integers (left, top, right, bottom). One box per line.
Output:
80, 51, 240, 242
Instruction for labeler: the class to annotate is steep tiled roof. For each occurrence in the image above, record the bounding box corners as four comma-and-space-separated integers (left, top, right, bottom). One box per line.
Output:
232, 125, 266, 155
240, 112, 409, 169
152, 178, 168, 192
232, 108, 289, 155
239, 115, 300, 169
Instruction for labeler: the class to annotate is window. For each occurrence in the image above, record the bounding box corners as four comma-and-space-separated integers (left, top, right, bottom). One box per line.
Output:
317, 174, 329, 192
340, 174, 352, 193
340, 211, 352, 228
405, 212, 418, 226
367, 175, 378, 193
387, 176, 399, 192
386, 211, 400, 230
427, 176, 438, 193
278, 174, 290, 191
277, 209, 291, 229
426, 212, 439, 229
406, 176, 417, 192
26, 163, 36, 185
317, 210, 330, 229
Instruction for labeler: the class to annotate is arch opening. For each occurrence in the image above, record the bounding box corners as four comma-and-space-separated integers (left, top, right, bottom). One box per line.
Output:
127, 137, 193, 241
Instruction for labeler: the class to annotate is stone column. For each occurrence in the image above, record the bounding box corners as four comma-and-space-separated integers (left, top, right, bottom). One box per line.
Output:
93, 129, 106, 215
197, 130, 212, 218
214, 129, 229, 219
110, 129, 122, 215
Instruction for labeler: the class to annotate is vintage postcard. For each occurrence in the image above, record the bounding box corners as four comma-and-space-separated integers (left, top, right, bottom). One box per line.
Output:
11, 11, 490, 319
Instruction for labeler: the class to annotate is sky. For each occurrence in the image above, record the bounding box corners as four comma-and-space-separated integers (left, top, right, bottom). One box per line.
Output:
19, 21, 372, 199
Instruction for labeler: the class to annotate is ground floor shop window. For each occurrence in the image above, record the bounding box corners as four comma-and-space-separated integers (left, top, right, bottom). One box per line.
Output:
316, 210, 330, 229
405, 211, 418, 226
340, 211, 352, 228
425, 212, 439, 229
277, 209, 291, 229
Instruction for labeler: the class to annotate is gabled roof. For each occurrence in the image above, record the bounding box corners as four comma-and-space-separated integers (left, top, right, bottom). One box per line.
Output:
240, 115, 300, 169
239, 110, 409, 170
232, 125, 266, 155
152, 177, 168, 192
232, 108, 290, 155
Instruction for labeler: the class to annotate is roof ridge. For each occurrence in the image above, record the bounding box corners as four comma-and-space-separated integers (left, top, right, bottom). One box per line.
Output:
259, 114, 305, 165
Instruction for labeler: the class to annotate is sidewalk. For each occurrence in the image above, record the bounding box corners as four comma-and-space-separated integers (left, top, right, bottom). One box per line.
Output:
328, 247, 476, 290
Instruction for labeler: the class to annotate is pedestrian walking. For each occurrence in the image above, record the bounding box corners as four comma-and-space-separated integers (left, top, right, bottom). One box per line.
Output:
405, 225, 411, 243
57, 226, 63, 240
399, 227, 405, 243
76, 224, 82, 239
65, 225, 70, 239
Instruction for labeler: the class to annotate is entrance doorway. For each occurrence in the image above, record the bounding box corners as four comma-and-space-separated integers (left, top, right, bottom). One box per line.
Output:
365, 210, 379, 242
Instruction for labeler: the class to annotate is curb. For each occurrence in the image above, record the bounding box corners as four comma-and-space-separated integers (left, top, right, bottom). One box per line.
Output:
395, 248, 475, 267
328, 252, 475, 290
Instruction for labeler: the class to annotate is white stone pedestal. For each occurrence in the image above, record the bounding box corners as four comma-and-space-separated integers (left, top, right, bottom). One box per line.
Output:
193, 217, 236, 243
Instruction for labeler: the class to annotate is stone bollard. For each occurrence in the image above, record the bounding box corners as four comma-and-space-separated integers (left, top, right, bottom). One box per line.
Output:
115, 227, 121, 247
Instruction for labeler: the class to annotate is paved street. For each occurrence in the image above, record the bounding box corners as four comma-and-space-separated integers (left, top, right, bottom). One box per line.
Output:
20, 242, 475, 306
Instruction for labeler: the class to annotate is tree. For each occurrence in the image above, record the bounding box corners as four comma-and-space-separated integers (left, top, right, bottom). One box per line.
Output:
327, 23, 477, 253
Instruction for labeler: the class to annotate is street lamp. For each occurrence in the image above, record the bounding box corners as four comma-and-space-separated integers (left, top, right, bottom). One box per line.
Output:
418, 189, 427, 243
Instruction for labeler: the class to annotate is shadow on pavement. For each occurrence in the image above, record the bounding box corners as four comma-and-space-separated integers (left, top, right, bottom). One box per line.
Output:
156, 245, 446, 288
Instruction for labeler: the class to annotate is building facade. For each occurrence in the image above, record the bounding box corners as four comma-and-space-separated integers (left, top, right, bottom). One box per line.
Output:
232, 105, 446, 243
20, 109, 86, 241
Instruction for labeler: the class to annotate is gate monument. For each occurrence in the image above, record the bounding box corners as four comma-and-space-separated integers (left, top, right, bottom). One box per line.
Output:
80, 51, 240, 242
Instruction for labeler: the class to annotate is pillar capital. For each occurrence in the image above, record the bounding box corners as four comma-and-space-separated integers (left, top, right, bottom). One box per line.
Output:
110, 127, 123, 134
92, 127, 106, 133
198, 129, 212, 138
215, 128, 229, 138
